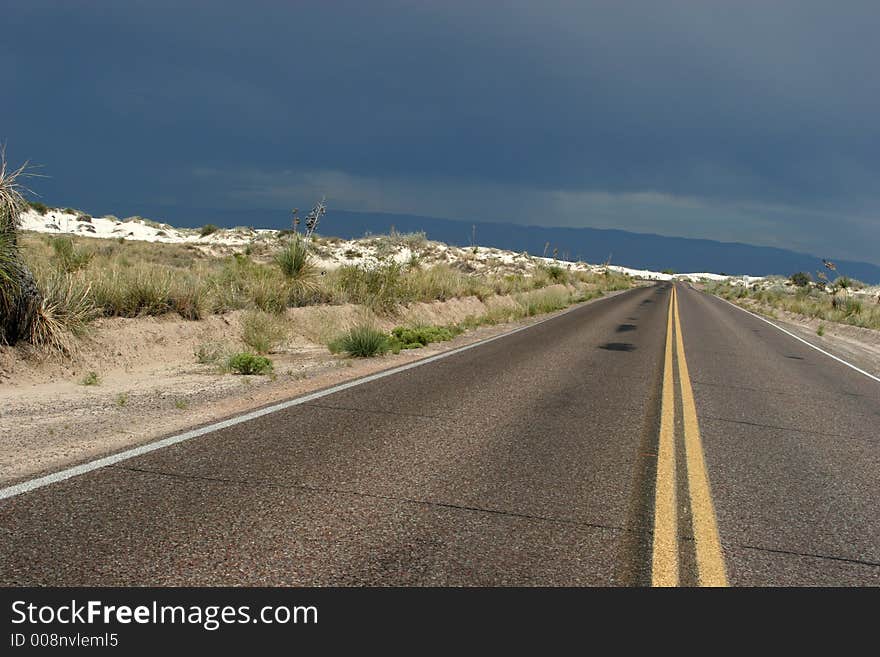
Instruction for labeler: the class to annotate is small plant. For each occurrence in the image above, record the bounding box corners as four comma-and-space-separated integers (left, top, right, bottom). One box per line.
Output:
543, 264, 567, 283
174, 399, 188, 410
241, 310, 287, 354
80, 371, 100, 386
199, 224, 220, 237
227, 352, 273, 375
115, 392, 128, 407
28, 200, 49, 215
329, 324, 389, 357
817, 324, 825, 336
789, 272, 811, 287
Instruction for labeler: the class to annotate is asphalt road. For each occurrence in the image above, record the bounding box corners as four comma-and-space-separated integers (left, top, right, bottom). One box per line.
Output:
0, 283, 877, 586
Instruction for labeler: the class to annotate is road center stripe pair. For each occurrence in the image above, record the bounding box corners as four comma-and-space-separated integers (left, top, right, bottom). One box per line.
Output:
652, 286, 728, 587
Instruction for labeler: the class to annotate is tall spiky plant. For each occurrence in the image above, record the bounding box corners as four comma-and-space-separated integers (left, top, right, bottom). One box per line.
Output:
0, 147, 43, 345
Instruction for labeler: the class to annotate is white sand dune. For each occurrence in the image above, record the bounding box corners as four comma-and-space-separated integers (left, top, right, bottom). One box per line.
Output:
20, 207, 767, 284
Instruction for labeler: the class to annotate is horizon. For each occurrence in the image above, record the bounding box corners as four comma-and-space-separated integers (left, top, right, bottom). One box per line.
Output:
21, 203, 880, 283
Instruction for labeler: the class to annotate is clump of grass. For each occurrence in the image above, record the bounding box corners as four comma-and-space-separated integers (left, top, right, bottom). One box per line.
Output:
88, 265, 174, 317
241, 310, 288, 354
817, 324, 825, 336
329, 324, 390, 357
199, 224, 220, 237
28, 200, 49, 215
516, 287, 573, 317
28, 273, 96, 353
332, 262, 407, 312
51, 236, 93, 273
226, 352, 273, 375
115, 392, 128, 407
80, 371, 100, 385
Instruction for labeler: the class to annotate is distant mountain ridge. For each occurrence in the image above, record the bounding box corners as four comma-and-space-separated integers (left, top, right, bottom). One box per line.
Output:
318, 211, 880, 284
119, 205, 880, 283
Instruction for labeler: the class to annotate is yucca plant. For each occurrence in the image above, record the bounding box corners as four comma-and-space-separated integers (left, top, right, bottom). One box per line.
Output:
274, 234, 312, 278
0, 148, 44, 346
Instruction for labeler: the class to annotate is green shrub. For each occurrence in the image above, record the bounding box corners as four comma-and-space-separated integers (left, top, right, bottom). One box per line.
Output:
543, 264, 568, 283
227, 352, 273, 375
329, 325, 389, 357
199, 224, 220, 237
81, 371, 100, 386
390, 324, 462, 349
789, 272, 811, 287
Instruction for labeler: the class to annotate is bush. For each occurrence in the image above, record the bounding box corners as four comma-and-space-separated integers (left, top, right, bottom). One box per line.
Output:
789, 272, 811, 287
199, 224, 220, 237
390, 324, 461, 349
543, 264, 568, 283
329, 325, 389, 357
226, 352, 273, 375
241, 310, 287, 354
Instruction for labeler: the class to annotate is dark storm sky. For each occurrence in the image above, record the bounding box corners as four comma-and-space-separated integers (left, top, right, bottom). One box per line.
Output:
3, 1, 879, 263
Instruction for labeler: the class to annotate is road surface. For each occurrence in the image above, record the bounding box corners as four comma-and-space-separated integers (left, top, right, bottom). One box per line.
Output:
1, 283, 877, 585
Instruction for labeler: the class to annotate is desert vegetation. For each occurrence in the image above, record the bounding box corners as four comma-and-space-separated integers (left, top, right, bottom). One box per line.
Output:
706, 276, 880, 330
2, 159, 633, 361
8, 227, 632, 356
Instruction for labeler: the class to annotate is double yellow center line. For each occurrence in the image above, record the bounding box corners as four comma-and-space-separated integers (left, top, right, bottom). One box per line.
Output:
651, 285, 728, 587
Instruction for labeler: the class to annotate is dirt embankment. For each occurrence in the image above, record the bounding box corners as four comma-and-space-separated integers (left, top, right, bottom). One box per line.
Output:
0, 287, 603, 485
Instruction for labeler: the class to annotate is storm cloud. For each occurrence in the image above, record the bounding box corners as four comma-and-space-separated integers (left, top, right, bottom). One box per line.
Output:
3, 1, 879, 263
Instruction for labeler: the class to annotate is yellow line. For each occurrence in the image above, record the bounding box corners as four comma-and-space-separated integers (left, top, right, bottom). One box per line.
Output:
651, 285, 678, 586
673, 285, 729, 587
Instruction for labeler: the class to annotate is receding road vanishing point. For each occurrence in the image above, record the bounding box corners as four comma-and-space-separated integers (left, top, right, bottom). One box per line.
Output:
1, 284, 878, 586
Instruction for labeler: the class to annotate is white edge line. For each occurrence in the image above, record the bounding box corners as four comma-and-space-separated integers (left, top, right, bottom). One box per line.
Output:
714, 294, 880, 384
0, 290, 629, 501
